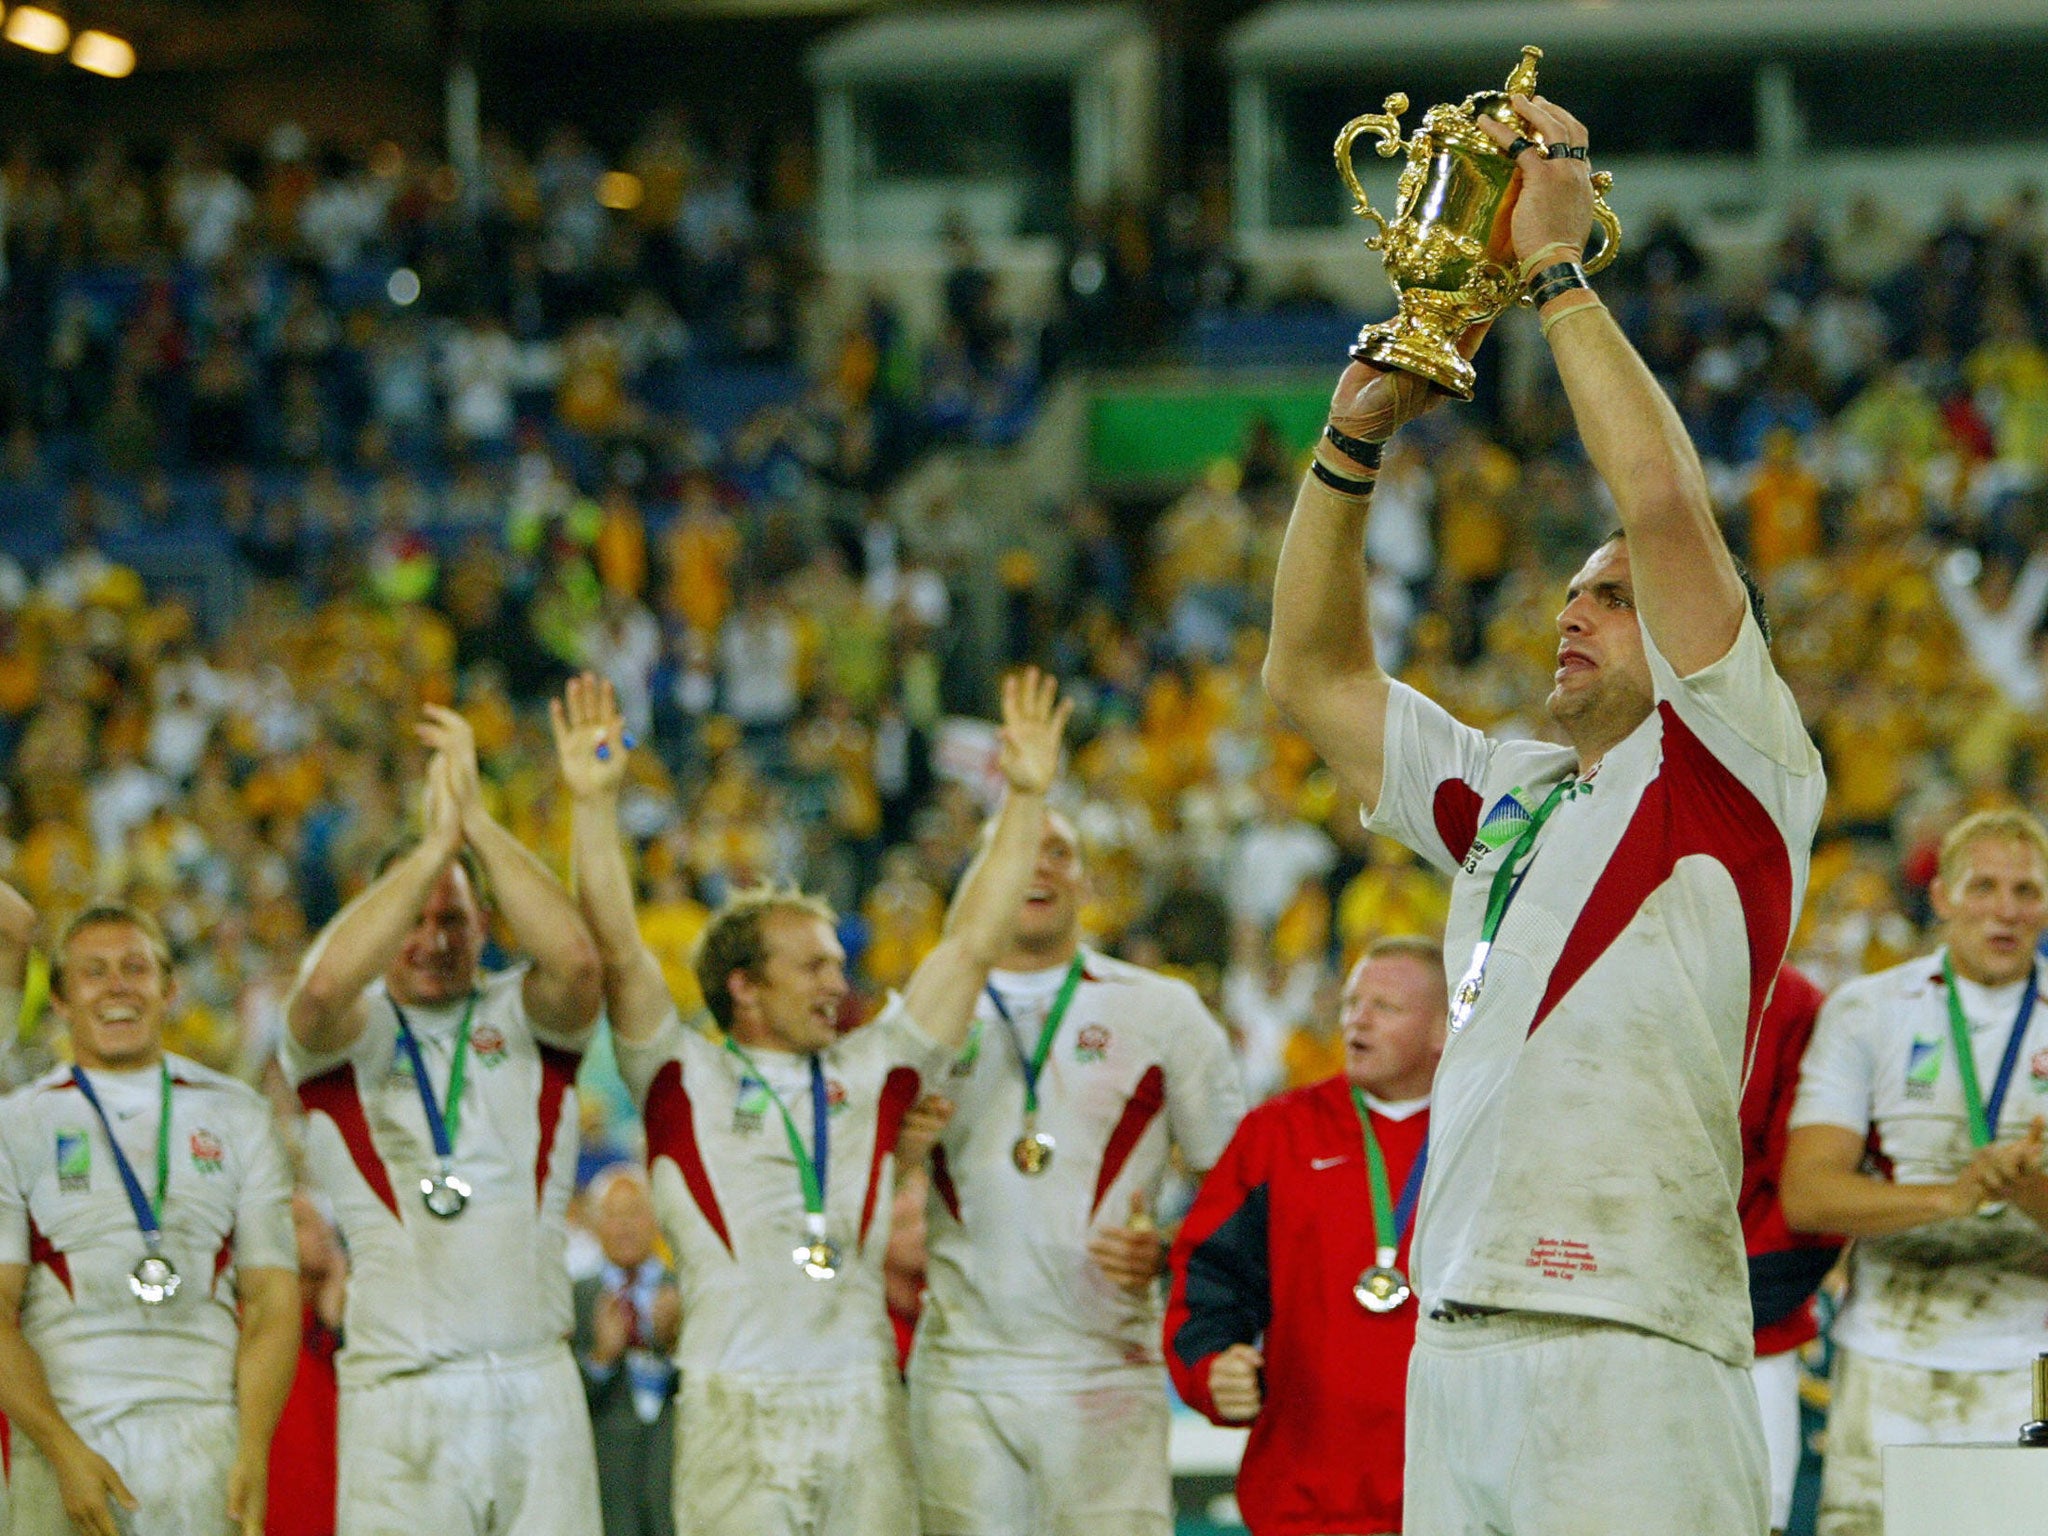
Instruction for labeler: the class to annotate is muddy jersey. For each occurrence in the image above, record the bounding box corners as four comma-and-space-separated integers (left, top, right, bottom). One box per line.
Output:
912, 950, 1245, 1387
614, 997, 949, 1379
0, 1055, 296, 1432
281, 967, 589, 1388
1366, 613, 1824, 1367
1792, 950, 2048, 1371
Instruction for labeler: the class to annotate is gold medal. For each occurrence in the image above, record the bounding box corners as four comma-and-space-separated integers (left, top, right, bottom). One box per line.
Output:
793, 1237, 841, 1280
1012, 1130, 1057, 1176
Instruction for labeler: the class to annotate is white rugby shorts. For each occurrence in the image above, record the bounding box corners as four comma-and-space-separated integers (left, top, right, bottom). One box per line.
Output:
909, 1373, 1171, 1536
675, 1364, 916, 1535
1404, 1309, 1769, 1536
336, 1344, 600, 1536
9, 1401, 235, 1536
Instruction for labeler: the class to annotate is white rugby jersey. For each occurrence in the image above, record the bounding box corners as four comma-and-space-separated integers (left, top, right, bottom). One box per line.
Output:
281, 966, 587, 1388
0, 1055, 296, 1432
911, 950, 1244, 1387
614, 997, 948, 1378
1792, 950, 2048, 1371
1366, 613, 1824, 1367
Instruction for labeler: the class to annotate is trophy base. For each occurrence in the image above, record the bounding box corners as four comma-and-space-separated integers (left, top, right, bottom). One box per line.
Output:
1350, 319, 1477, 402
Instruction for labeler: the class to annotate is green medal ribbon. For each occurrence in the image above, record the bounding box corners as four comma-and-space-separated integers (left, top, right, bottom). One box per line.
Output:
1940, 952, 2039, 1150
722, 1038, 829, 1219
985, 954, 1087, 1118
1350, 1085, 1428, 1263
1478, 777, 1574, 946
1450, 777, 1574, 1032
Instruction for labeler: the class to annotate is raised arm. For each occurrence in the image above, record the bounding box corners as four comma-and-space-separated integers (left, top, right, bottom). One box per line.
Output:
550, 674, 674, 1044
0, 874, 33, 995
1263, 339, 1485, 811
1477, 94, 1745, 678
419, 704, 603, 1039
285, 756, 466, 1055
900, 668, 1072, 1047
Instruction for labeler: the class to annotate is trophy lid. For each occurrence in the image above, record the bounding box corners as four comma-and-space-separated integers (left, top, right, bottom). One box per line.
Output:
1464, 45, 1542, 125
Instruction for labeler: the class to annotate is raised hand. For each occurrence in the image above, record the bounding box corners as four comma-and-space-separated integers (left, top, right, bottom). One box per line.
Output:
1327, 319, 1494, 450
1472, 93, 1596, 274
420, 751, 464, 861
1208, 1342, 1265, 1423
549, 672, 631, 802
416, 703, 484, 829
996, 666, 1072, 797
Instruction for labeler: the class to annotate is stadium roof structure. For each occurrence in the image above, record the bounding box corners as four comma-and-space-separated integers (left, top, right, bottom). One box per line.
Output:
1225, 0, 2048, 71
808, 4, 1145, 83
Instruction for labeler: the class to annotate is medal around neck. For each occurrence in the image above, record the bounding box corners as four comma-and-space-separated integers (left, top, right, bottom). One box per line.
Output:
793, 1213, 840, 1281
1354, 1247, 1412, 1314
1012, 1114, 1056, 1176
421, 1166, 472, 1219
130, 1250, 180, 1306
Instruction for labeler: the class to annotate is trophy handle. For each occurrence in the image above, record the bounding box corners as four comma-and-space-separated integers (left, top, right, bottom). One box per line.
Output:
1582, 170, 1623, 277
1333, 95, 1409, 246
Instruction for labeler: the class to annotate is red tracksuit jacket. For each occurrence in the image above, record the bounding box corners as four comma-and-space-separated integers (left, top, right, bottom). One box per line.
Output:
1165, 1076, 1426, 1536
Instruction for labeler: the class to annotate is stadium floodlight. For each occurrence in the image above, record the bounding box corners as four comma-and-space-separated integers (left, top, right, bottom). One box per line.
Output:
70, 28, 134, 77
5, 6, 70, 54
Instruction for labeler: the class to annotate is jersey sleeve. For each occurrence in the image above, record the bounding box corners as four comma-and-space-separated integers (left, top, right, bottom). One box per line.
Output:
1163, 986, 1247, 1173
1644, 609, 1824, 790
0, 1101, 27, 1267
1164, 1105, 1272, 1424
612, 1009, 690, 1112
857, 991, 955, 1083
1789, 981, 1882, 1138
231, 1102, 299, 1273
1361, 682, 1503, 877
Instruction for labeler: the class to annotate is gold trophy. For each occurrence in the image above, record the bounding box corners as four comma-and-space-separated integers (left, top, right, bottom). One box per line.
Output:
1335, 45, 1622, 400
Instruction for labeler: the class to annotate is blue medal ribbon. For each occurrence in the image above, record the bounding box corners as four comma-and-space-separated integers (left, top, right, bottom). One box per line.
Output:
71, 1062, 172, 1253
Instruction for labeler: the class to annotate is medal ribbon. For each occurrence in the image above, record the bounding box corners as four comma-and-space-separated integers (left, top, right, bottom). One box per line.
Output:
72, 1062, 173, 1251
723, 1040, 829, 1220
391, 994, 478, 1165
1478, 778, 1574, 947
985, 954, 1086, 1118
1351, 1085, 1428, 1261
1940, 953, 2040, 1148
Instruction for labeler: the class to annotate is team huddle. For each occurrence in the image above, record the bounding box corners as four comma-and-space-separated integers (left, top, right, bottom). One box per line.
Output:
4, 86, 2047, 1536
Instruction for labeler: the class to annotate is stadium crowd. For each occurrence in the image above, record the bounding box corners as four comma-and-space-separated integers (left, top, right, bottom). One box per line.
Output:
1, 100, 2048, 1535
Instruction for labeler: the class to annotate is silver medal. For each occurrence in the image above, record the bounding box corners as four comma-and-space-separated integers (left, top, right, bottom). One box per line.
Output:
131, 1252, 180, 1306
1354, 1264, 1411, 1314
420, 1170, 472, 1219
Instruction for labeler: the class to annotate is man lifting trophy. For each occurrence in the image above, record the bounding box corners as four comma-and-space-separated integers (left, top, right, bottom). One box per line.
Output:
1335, 45, 1623, 399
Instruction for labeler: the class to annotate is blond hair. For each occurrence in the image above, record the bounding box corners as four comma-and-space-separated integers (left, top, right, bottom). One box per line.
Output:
693, 886, 839, 1032
51, 904, 174, 998
1937, 808, 2048, 891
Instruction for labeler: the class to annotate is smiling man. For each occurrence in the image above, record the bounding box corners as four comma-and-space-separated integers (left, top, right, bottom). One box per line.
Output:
553, 666, 1071, 1536
282, 707, 606, 1536
1261, 92, 1826, 1535
1165, 936, 1446, 1536
908, 799, 1244, 1536
1783, 809, 2048, 1536
0, 905, 299, 1536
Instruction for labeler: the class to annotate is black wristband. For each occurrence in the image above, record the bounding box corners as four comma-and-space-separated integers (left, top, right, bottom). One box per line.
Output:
1322, 422, 1385, 472
1527, 260, 1590, 306
1310, 457, 1376, 499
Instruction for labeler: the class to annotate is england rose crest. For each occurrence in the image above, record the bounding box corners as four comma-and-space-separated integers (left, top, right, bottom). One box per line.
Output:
1075, 1024, 1111, 1064
189, 1129, 226, 1174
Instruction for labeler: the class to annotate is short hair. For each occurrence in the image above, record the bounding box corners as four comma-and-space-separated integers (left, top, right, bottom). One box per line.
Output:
1597, 530, 1771, 644
1361, 934, 1449, 999
1937, 808, 2048, 891
371, 836, 490, 910
693, 886, 839, 1033
51, 904, 174, 999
